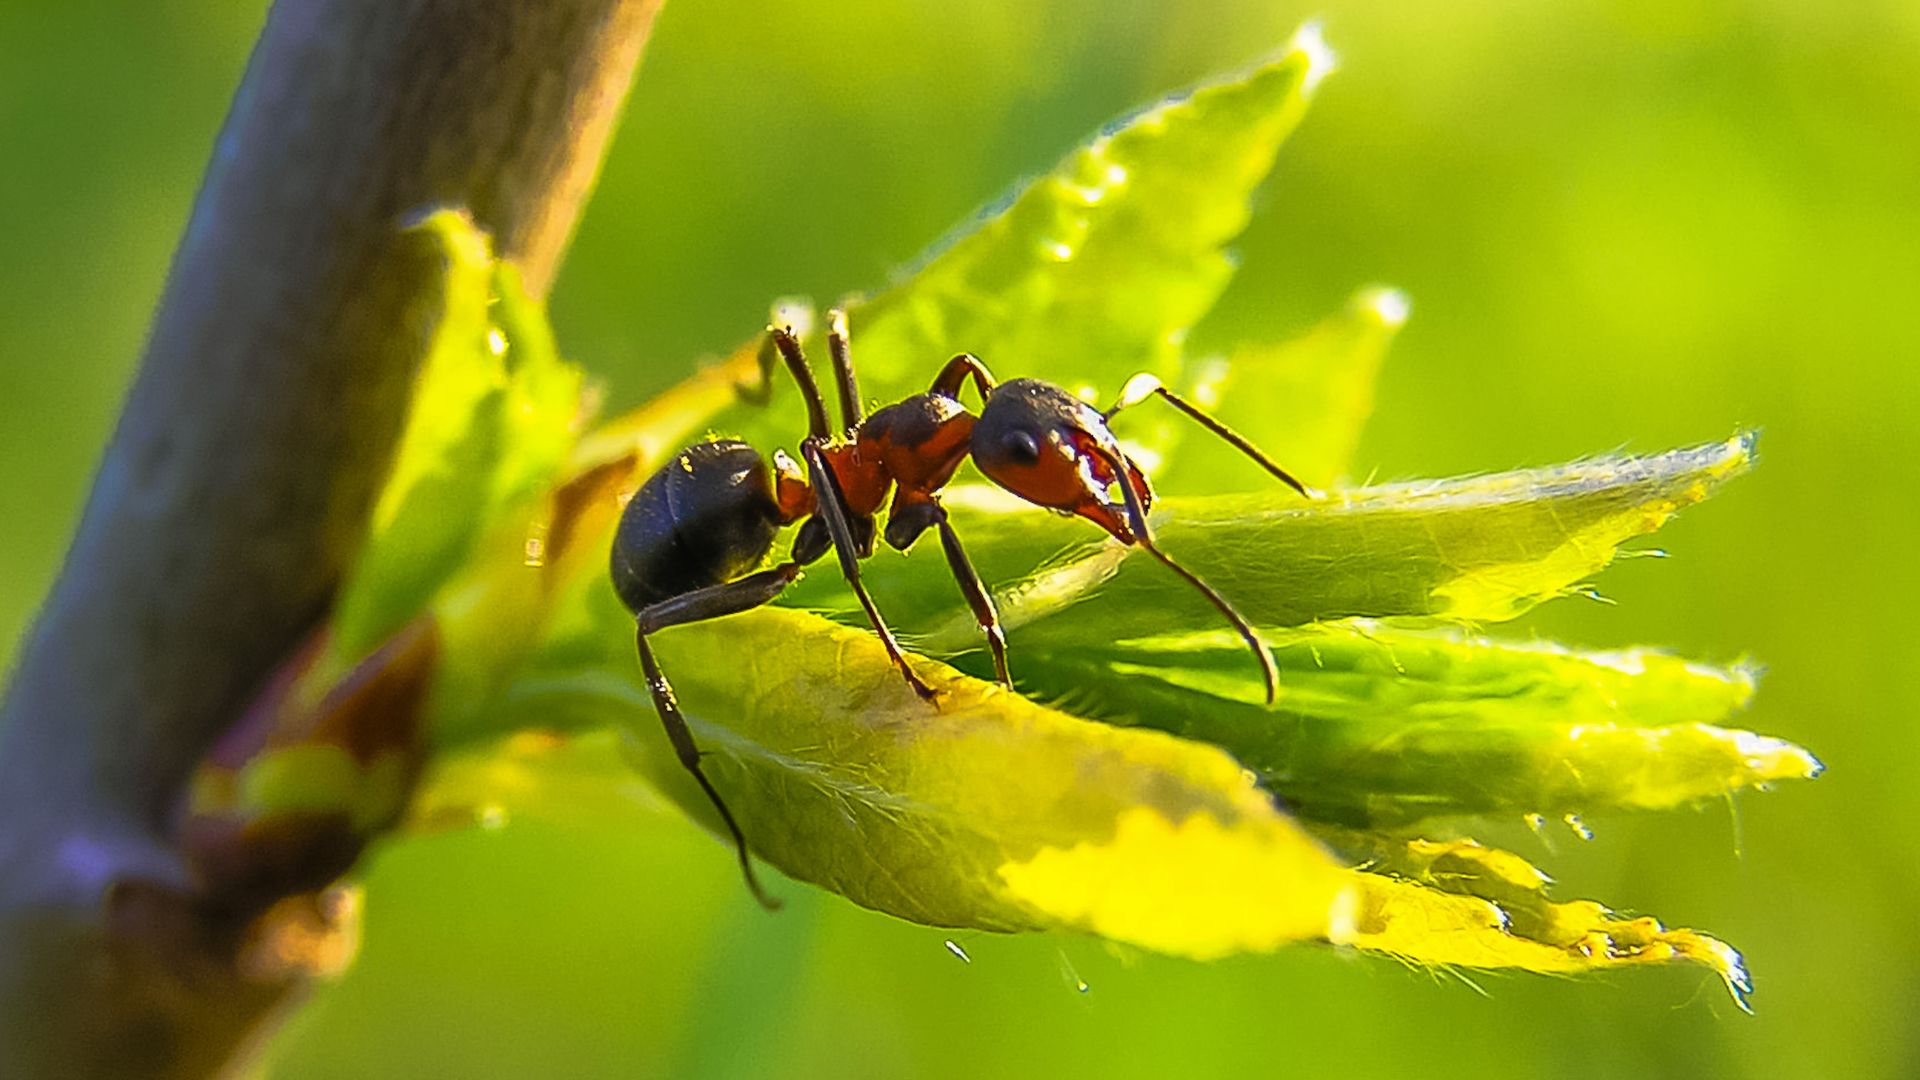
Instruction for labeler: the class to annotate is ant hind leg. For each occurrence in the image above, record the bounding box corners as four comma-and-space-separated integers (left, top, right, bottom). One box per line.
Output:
631, 565, 803, 911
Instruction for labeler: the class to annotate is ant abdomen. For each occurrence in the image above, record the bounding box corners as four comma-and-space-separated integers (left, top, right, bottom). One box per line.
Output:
611, 440, 783, 614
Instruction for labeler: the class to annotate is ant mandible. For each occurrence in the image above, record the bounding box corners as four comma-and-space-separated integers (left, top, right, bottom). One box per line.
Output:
610, 309, 1313, 908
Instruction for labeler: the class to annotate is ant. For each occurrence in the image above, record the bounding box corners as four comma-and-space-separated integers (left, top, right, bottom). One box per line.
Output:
610, 309, 1312, 909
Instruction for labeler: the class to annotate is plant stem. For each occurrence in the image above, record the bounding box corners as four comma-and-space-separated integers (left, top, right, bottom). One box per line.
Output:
0, 1, 660, 1075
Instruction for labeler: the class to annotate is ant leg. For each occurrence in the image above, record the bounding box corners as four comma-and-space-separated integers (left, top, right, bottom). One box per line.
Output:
635, 632, 783, 911
933, 509, 1011, 687
929, 353, 998, 403
1103, 373, 1315, 498
825, 308, 863, 431
883, 499, 1009, 687
769, 326, 833, 442
634, 564, 800, 634
801, 441, 936, 700
632, 564, 802, 912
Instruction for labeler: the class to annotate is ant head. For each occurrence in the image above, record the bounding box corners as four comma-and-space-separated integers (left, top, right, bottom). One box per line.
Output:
971, 378, 1151, 542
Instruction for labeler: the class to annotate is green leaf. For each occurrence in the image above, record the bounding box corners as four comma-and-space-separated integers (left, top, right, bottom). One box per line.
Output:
1029, 434, 1755, 646
410, 729, 676, 834
226, 743, 413, 834
1328, 835, 1753, 1009
486, 262, 585, 514
447, 591, 1759, 995
328, 209, 583, 670
841, 34, 1330, 405
780, 434, 1755, 656
492, 601, 1350, 957
1159, 284, 1408, 493
1016, 622, 1818, 826
1034, 433, 1755, 641
327, 209, 500, 664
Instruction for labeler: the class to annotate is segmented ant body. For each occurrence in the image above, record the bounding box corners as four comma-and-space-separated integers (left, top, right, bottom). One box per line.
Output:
611, 311, 1311, 907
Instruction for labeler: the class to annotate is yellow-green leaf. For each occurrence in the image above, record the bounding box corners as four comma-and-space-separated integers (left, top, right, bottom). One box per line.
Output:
329, 210, 583, 670
830, 34, 1331, 411
1327, 834, 1753, 1008
958, 434, 1755, 654
780, 435, 1755, 656
1160, 284, 1407, 492
1018, 622, 1817, 826
494, 601, 1351, 953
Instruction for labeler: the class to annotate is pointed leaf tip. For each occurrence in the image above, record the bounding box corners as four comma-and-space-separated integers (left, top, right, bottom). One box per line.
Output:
845, 34, 1325, 402
1326, 836, 1755, 1008
1290, 20, 1339, 95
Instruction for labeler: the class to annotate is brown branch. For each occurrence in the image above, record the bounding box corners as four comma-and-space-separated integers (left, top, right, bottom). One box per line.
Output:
0, 0, 662, 1075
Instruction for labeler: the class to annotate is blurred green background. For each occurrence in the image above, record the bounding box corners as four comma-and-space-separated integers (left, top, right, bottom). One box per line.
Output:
3, 1, 1915, 1077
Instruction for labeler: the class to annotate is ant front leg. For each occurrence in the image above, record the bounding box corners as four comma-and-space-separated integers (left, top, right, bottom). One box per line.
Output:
632, 564, 802, 911
886, 499, 1010, 688
930, 353, 998, 403
802, 441, 936, 700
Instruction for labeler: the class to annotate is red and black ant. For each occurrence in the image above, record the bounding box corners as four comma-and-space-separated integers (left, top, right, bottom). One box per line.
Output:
610, 310, 1312, 908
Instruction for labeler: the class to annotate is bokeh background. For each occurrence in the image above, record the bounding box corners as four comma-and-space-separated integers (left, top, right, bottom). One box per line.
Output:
3, 1, 1915, 1077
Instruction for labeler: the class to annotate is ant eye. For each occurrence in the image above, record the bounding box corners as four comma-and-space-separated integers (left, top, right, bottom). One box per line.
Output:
1003, 429, 1042, 464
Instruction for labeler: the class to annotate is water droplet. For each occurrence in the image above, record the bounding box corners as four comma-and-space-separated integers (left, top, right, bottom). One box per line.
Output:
1363, 287, 1411, 328
1057, 951, 1091, 994
1291, 20, 1339, 95
1564, 813, 1594, 841
1726, 953, 1755, 1011
488, 327, 509, 357
1190, 357, 1230, 407
944, 940, 971, 964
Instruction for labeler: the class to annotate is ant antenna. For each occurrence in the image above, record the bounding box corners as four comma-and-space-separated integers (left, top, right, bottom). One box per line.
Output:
1099, 444, 1281, 705
1105, 373, 1316, 498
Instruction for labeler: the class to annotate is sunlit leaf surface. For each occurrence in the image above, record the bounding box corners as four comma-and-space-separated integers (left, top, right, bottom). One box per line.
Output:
328, 210, 583, 670
784, 435, 1754, 655
1326, 834, 1753, 1009
1022, 623, 1816, 826
1160, 284, 1407, 491
812, 36, 1328, 413
496, 605, 1353, 952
